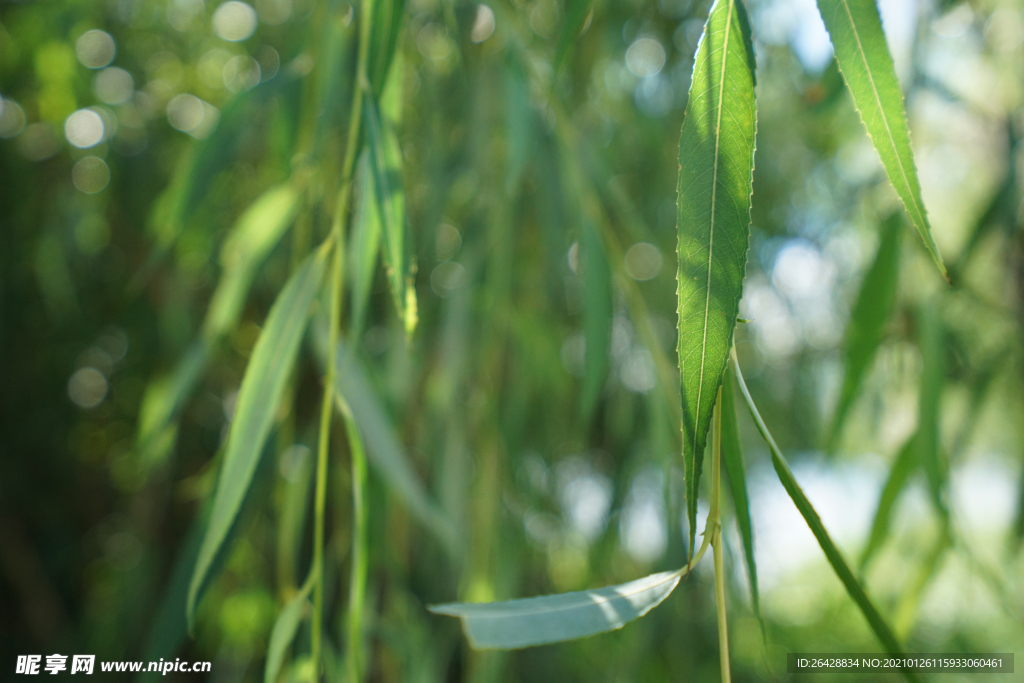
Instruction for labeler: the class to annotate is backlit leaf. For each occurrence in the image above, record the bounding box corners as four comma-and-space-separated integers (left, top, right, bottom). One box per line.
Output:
676, 0, 757, 554
815, 0, 947, 280
428, 570, 682, 650
187, 244, 330, 628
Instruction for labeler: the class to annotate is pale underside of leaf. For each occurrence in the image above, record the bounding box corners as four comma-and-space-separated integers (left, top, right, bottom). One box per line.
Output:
187, 244, 329, 627
429, 570, 682, 650
815, 0, 947, 280
676, 0, 756, 554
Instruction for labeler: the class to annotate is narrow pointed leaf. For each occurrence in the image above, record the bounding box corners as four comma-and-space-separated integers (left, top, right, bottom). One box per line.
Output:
860, 434, 917, 571
187, 245, 330, 627
349, 153, 382, 337
429, 570, 682, 650
582, 219, 611, 422
264, 572, 315, 683
828, 213, 901, 449
815, 0, 947, 280
204, 183, 302, 342
135, 183, 300, 472
364, 94, 416, 337
676, 0, 757, 553
144, 79, 288, 256
368, 0, 406, 96
553, 0, 592, 73
331, 343, 461, 558
720, 365, 759, 619
731, 354, 917, 681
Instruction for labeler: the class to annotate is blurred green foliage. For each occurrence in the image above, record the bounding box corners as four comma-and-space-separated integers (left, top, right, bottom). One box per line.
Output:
1, 0, 1023, 680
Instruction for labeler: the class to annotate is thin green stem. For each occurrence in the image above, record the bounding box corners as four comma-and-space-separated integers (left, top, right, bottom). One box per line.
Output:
311, 0, 375, 676
311, 209, 346, 681
711, 387, 731, 683
339, 398, 368, 683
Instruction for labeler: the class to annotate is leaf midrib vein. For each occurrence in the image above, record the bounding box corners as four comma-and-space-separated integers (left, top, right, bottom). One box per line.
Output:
836, 0, 926, 233
692, 0, 736, 469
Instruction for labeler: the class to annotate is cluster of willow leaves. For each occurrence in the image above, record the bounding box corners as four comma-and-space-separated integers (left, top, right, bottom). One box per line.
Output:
2, 0, 1023, 680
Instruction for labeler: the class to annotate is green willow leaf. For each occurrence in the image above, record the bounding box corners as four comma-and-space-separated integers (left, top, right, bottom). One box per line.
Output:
135, 183, 300, 472
676, 0, 756, 554
187, 244, 330, 628
364, 93, 416, 338
731, 353, 918, 682
136, 185, 299, 475
264, 572, 315, 683
720, 365, 759, 620
368, 0, 406, 95
815, 0, 947, 281
582, 219, 611, 422
553, 0, 592, 73
204, 183, 302, 342
428, 570, 682, 650
145, 79, 288, 256
860, 434, 916, 571
828, 212, 901, 450
277, 444, 314, 593
349, 153, 382, 338
332, 343, 461, 558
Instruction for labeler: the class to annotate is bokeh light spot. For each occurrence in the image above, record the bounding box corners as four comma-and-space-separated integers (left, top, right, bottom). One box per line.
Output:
213, 1, 258, 41
73, 157, 111, 194
166, 94, 206, 132
623, 242, 663, 280
255, 0, 292, 25
76, 30, 116, 69
435, 223, 462, 261
94, 67, 134, 105
430, 261, 466, 298
68, 367, 108, 408
64, 109, 105, 148
470, 5, 496, 43
0, 97, 26, 138
223, 55, 261, 92
625, 36, 666, 78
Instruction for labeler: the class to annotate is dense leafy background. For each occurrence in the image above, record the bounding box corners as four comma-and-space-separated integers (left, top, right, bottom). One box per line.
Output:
1, 0, 1022, 681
